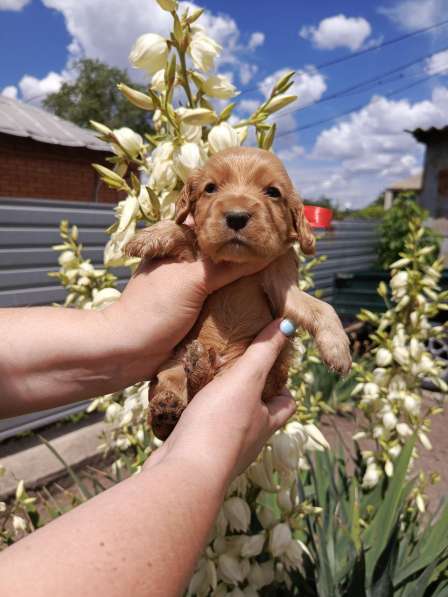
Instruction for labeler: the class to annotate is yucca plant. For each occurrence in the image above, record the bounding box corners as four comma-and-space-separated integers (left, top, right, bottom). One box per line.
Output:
292, 438, 448, 596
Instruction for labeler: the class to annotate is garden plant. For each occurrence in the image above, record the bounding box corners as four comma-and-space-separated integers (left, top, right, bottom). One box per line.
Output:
1, 1, 448, 595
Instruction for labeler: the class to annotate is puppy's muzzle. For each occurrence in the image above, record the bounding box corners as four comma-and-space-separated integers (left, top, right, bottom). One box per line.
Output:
225, 211, 251, 231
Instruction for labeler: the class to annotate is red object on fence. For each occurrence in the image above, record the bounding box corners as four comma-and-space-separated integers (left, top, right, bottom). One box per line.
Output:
304, 205, 333, 229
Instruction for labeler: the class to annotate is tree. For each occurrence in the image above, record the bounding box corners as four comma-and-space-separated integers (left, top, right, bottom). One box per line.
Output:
43, 59, 151, 135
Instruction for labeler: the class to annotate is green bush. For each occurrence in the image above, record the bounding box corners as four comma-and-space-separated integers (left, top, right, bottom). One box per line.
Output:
378, 194, 440, 269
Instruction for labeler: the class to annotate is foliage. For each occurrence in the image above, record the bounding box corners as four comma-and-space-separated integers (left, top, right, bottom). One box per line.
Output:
43, 58, 151, 135
353, 217, 448, 502
293, 439, 448, 596
377, 194, 440, 269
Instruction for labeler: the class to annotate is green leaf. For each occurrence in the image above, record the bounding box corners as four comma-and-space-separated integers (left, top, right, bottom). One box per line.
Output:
395, 500, 448, 586
364, 437, 416, 587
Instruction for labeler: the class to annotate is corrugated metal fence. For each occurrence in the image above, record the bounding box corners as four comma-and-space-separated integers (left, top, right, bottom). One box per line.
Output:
0, 198, 379, 439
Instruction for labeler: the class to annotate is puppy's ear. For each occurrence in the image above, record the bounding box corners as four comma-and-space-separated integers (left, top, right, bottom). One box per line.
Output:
175, 175, 197, 224
289, 191, 316, 255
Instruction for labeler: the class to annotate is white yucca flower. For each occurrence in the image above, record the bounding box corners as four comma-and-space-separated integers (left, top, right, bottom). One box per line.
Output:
129, 33, 169, 74
188, 30, 222, 72
208, 123, 241, 154
218, 553, 245, 585
269, 523, 292, 557
12, 515, 27, 533
376, 348, 393, 367
362, 462, 382, 488
223, 497, 251, 532
112, 127, 144, 158
240, 533, 265, 558
173, 142, 206, 181
203, 74, 238, 99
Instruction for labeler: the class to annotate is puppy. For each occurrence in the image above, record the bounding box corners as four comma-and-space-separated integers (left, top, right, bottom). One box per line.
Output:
126, 147, 351, 439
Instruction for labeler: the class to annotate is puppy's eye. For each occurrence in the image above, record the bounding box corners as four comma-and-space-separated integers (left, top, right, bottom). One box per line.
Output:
265, 186, 281, 199
204, 182, 217, 194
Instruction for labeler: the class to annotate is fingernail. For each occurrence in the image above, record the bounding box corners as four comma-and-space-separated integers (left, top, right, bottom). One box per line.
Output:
280, 318, 296, 337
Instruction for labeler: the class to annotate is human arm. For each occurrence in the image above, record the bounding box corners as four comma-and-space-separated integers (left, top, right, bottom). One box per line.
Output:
0, 257, 269, 418
0, 320, 296, 597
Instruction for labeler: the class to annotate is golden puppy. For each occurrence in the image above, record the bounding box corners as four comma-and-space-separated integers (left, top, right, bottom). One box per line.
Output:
126, 147, 351, 439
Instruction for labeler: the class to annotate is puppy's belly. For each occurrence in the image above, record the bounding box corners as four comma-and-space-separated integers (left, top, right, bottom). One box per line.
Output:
189, 275, 273, 369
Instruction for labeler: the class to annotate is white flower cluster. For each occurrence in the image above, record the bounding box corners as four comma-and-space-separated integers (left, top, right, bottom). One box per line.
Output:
353, 222, 448, 497
91, 2, 297, 268
51, 221, 120, 309
187, 421, 327, 596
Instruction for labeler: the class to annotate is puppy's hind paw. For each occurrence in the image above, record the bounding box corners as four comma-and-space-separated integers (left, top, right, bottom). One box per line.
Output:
317, 331, 352, 376
148, 390, 186, 440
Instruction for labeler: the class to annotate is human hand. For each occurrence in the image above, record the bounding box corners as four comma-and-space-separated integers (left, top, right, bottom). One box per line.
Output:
104, 255, 272, 376
145, 319, 296, 486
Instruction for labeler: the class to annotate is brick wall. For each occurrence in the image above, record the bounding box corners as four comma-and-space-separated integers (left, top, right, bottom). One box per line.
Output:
0, 133, 120, 203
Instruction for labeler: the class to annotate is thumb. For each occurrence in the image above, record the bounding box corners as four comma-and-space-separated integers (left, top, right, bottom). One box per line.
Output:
231, 319, 296, 392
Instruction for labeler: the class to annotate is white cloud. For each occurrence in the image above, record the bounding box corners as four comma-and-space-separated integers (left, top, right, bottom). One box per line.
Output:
237, 99, 259, 114
259, 67, 327, 109
379, 0, 446, 31
0, 0, 30, 10
292, 86, 448, 204
277, 145, 305, 161
239, 63, 258, 85
248, 32, 265, 50
426, 49, 448, 75
17, 71, 66, 104
1, 85, 18, 99
300, 15, 372, 52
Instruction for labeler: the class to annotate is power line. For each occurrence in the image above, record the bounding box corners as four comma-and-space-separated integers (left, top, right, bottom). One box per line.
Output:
273, 44, 448, 122
239, 16, 448, 96
276, 67, 448, 139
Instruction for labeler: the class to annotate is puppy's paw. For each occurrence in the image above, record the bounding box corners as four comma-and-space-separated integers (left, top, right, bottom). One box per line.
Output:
316, 330, 352, 376
184, 340, 217, 398
148, 390, 186, 440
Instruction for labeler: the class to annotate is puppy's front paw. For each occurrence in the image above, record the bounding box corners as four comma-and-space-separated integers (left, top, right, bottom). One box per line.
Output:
316, 330, 352, 376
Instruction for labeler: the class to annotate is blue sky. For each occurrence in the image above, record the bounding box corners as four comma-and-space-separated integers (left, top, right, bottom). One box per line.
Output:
1, 0, 448, 207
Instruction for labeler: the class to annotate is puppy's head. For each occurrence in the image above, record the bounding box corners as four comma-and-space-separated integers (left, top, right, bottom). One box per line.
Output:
176, 147, 315, 263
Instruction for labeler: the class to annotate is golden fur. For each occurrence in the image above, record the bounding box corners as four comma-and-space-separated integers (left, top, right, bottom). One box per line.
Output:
126, 147, 351, 439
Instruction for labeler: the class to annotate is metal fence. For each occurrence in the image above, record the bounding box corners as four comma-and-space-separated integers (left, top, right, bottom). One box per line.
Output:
0, 198, 379, 439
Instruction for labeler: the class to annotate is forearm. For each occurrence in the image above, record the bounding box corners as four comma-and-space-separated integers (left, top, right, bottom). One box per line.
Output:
0, 456, 228, 597
0, 306, 167, 418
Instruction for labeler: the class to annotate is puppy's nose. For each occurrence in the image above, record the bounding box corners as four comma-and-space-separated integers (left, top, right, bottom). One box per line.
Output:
225, 211, 251, 231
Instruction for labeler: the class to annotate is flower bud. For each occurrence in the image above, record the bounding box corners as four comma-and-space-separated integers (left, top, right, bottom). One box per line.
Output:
382, 410, 398, 430
208, 122, 241, 154
117, 83, 154, 110
12, 515, 27, 533
393, 346, 410, 366
179, 107, 216, 126
277, 488, 293, 512
391, 271, 408, 289
264, 94, 297, 115
223, 497, 251, 532
269, 523, 292, 557
155, 0, 177, 11
129, 33, 169, 74
218, 553, 245, 585
151, 68, 166, 93
403, 394, 419, 415
113, 127, 143, 159
58, 250, 76, 267
203, 74, 237, 99
247, 562, 274, 590
389, 445, 401, 459
362, 462, 382, 488
257, 505, 278, 529
376, 348, 392, 367
396, 422, 413, 437
240, 533, 265, 558
189, 31, 221, 72
304, 423, 330, 451
271, 431, 300, 470
91, 288, 121, 310
173, 142, 206, 181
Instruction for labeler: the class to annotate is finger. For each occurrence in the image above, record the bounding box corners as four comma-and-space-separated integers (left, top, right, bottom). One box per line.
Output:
265, 388, 296, 432
231, 319, 296, 391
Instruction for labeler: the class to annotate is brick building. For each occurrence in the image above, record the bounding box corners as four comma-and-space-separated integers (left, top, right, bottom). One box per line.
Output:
0, 95, 118, 203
